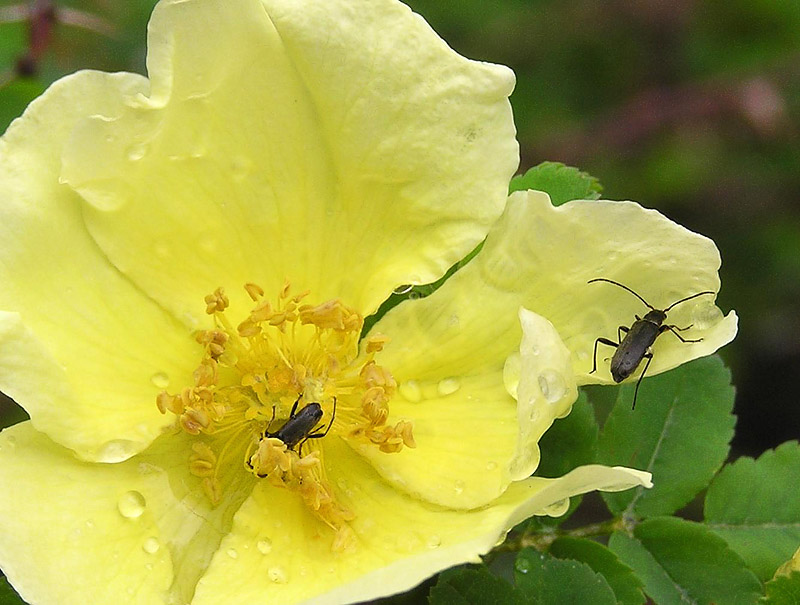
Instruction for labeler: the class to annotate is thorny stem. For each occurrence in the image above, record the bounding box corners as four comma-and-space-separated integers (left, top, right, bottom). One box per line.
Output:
492, 517, 629, 554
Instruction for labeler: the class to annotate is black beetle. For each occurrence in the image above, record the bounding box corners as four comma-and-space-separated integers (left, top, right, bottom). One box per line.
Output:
588, 278, 715, 408
266, 396, 336, 452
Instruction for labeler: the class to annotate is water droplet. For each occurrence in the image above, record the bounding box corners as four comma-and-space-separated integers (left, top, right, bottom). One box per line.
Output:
454, 480, 465, 495
150, 372, 169, 389
538, 369, 566, 404
268, 566, 289, 584
437, 377, 461, 397
408, 291, 422, 300
226, 548, 238, 559
143, 537, 160, 554
257, 538, 273, 555
230, 156, 252, 182
98, 440, 139, 463
515, 558, 531, 574
486, 461, 498, 471
691, 302, 722, 330
117, 490, 146, 519
126, 143, 149, 161
393, 284, 413, 295
427, 535, 441, 549
399, 380, 422, 402
85, 520, 95, 529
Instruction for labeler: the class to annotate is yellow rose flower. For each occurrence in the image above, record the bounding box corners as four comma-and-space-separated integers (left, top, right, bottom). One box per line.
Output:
0, 0, 735, 603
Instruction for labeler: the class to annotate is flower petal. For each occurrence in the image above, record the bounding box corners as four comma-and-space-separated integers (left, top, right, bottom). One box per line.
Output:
508, 308, 578, 480
0, 422, 253, 605
192, 438, 651, 604
375, 190, 736, 387
349, 369, 518, 509
353, 307, 580, 508
60, 0, 518, 323
0, 71, 198, 460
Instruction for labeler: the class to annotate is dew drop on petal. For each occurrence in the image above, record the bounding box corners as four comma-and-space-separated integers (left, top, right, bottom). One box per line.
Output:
454, 480, 465, 496
143, 537, 160, 554
117, 490, 146, 519
230, 155, 252, 182
486, 461, 498, 471
268, 566, 289, 584
257, 538, 273, 555
150, 372, 169, 389
399, 380, 422, 402
226, 548, 238, 559
392, 284, 413, 295
126, 143, 149, 161
437, 377, 461, 396
538, 369, 566, 404
427, 535, 441, 549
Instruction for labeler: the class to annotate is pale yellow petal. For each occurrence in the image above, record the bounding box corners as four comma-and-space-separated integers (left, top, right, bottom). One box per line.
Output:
60, 0, 517, 324
353, 307, 580, 508
0, 422, 253, 605
193, 438, 651, 604
375, 190, 736, 387
508, 308, 578, 480
349, 369, 518, 509
0, 71, 198, 460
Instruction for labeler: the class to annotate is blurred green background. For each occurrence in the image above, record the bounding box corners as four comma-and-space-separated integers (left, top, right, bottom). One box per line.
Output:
1, 0, 798, 456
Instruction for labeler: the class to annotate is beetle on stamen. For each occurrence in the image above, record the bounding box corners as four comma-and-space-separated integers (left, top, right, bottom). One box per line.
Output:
248, 396, 337, 478
588, 278, 715, 409
267, 396, 337, 454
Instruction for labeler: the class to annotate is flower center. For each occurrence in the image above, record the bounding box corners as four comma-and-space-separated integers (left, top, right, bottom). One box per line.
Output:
155, 282, 414, 550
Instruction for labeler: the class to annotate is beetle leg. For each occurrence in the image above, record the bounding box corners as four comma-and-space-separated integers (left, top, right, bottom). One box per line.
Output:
591, 337, 619, 374
631, 352, 654, 410
289, 395, 301, 418
663, 324, 703, 343
617, 325, 629, 342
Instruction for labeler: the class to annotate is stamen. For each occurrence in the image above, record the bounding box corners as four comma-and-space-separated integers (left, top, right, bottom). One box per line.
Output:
156, 282, 415, 549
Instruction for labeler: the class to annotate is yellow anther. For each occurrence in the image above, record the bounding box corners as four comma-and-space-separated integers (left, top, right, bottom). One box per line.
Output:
204, 287, 229, 314
244, 282, 264, 301
365, 333, 390, 353
202, 477, 221, 505
189, 442, 217, 477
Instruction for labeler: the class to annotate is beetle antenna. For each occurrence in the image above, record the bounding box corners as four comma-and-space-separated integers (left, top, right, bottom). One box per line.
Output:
663, 290, 716, 313
588, 278, 655, 311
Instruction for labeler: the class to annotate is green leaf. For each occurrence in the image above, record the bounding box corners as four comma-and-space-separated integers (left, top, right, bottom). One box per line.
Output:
0, 576, 27, 605
704, 441, 800, 581
509, 162, 602, 206
514, 547, 617, 604
763, 571, 800, 604
609, 517, 762, 605
428, 567, 525, 605
597, 356, 736, 517
549, 537, 646, 605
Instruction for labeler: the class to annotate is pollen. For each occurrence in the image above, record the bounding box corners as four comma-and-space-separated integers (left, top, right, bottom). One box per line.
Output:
156, 282, 414, 550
